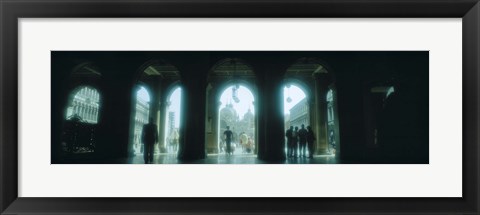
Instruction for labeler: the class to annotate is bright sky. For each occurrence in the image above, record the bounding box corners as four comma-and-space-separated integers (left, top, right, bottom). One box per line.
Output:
138, 84, 305, 124
137, 86, 150, 102
167, 87, 182, 128
284, 85, 306, 114
219, 85, 254, 119
137, 86, 182, 128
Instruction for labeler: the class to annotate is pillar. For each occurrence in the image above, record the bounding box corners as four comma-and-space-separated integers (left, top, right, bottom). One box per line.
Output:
95, 58, 140, 159
176, 56, 209, 160
256, 64, 286, 161
158, 98, 167, 153
204, 83, 218, 154
334, 68, 366, 162
313, 72, 329, 155
149, 82, 161, 154
51, 54, 78, 163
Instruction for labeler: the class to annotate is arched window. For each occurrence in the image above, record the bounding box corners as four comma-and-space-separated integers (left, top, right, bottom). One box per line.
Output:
206, 58, 257, 156
63, 86, 101, 154
65, 86, 100, 124
218, 84, 256, 155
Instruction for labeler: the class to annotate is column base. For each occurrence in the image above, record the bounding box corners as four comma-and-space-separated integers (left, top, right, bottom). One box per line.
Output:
315, 148, 330, 155
178, 149, 206, 161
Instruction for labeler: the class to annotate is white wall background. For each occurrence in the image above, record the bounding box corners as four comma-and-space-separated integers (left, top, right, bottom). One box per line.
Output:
18, 18, 462, 197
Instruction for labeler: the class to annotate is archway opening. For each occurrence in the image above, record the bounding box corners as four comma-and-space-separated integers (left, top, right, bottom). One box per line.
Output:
283, 83, 310, 158
164, 86, 182, 155
63, 86, 100, 154
284, 57, 337, 160
218, 84, 256, 155
132, 86, 151, 155
131, 60, 181, 160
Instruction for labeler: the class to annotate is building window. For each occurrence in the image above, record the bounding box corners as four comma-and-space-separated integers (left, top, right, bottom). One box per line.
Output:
65, 86, 100, 124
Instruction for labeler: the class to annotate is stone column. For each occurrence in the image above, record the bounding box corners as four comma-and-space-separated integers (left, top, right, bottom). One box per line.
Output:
176, 56, 209, 160
204, 83, 218, 154
313, 72, 329, 155
334, 69, 365, 162
256, 64, 286, 161
73, 103, 77, 115
205, 95, 221, 154
149, 82, 161, 154
158, 99, 167, 153
88, 106, 93, 122
94, 58, 140, 159
51, 54, 78, 163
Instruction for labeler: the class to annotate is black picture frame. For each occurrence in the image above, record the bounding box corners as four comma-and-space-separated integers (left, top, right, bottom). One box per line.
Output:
1, 0, 479, 214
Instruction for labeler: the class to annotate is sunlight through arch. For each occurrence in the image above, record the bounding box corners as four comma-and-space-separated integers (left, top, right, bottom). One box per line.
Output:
283, 83, 310, 157
218, 84, 256, 155
164, 86, 182, 154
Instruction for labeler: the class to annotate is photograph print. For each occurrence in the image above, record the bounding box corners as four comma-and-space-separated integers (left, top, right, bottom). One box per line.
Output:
51, 51, 428, 164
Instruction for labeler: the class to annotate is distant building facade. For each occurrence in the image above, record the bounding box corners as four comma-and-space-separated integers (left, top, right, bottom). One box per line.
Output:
167, 111, 175, 135
219, 102, 255, 145
288, 98, 309, 129
65, 86, 100, 124
284, 113, 290, 129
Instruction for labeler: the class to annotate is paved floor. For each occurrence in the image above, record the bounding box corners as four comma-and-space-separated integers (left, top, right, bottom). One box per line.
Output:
128, 153, 338, 164
59, 149, 339, 164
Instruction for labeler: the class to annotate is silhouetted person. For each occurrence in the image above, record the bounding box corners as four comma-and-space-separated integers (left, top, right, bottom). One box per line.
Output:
224, 126, 233, 155
292, 126, 299, 157
142, 117, 158, 164
306, 126, 316, 158
285, 126, 293, 157
298, 124, 307, 157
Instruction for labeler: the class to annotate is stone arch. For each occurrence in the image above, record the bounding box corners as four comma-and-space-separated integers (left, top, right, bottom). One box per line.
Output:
283, 57, 335, 157
134, 59, 181, 83
164, 81, 183, 101
128, 59, 183, 156
130, 84, 153, 155
283, 78, 312, 102
209, 58, 255, 78
205, 58, 258, 155
284, 57, 334, 75
216, 83, 257, 155
65, 85, 102, 124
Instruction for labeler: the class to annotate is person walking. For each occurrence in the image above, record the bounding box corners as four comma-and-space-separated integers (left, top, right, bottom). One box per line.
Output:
224, 126, 234, 155
142, 117, 158, 164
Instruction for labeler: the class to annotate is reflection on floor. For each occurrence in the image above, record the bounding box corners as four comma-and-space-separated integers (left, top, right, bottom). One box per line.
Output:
127, 153, 338, 164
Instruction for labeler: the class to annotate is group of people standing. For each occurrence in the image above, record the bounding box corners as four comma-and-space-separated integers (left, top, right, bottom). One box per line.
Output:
285, 124, 316, 158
